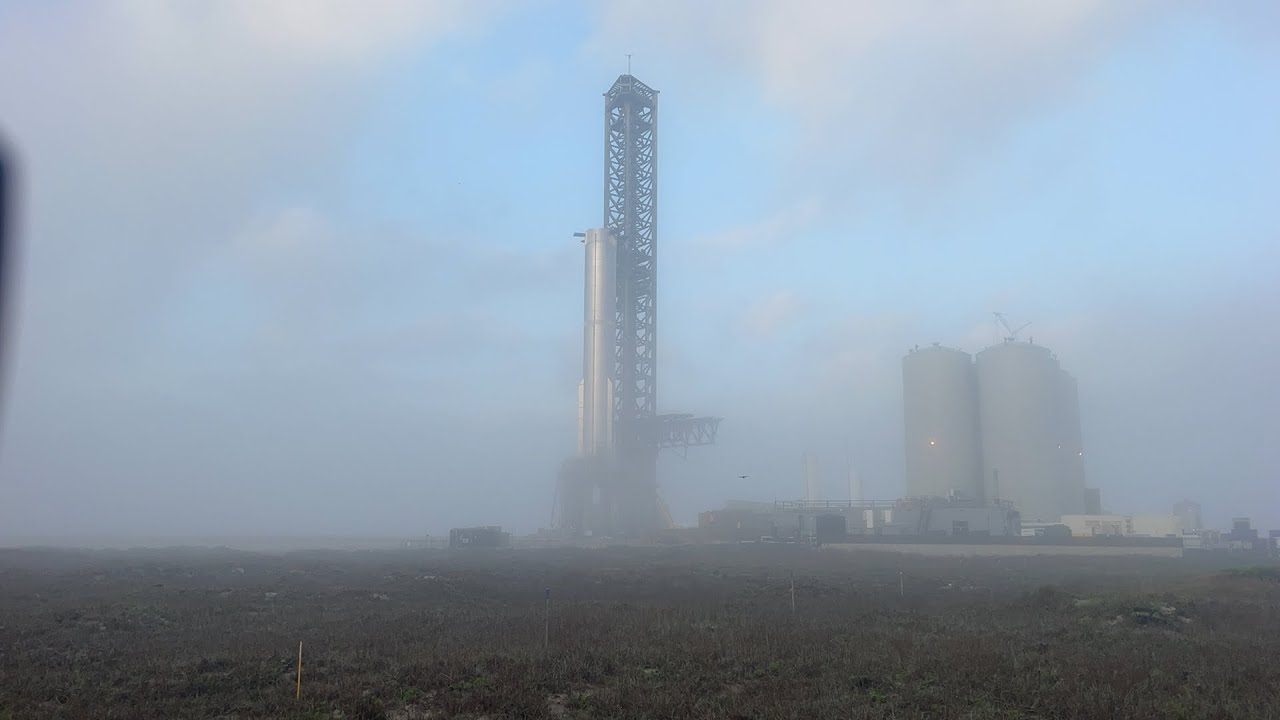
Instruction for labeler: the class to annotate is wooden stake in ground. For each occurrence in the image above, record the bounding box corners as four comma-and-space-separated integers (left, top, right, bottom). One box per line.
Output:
543, 587, 550, 649
899, 571, 904, 598
789, 573, 796, 616
295, 641, 303, 700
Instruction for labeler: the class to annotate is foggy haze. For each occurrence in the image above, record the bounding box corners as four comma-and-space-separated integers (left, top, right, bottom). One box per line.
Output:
0, 2, 1276, 542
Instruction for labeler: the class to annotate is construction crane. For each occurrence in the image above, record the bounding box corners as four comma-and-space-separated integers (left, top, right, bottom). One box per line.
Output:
993, 312, 1032, 343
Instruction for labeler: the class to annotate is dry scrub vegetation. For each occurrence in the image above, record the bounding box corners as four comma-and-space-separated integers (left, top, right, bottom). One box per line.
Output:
1, 545, 1278, 719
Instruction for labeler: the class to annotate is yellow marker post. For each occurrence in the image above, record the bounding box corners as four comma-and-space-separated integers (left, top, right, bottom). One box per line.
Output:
296, 641, 303, 700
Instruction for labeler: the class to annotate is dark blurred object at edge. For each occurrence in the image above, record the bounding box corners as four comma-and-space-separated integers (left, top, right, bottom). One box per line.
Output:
0, 137, 13, 424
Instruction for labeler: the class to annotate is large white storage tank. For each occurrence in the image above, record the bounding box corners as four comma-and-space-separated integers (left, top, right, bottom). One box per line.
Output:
976, 341, 1065, 521
902, 345, 983, 500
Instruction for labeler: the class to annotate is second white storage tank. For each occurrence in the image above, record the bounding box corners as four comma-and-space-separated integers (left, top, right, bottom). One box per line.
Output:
976, 341, 1064, 521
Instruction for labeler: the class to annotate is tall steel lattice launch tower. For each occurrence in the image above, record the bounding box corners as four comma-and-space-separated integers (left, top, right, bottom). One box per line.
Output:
557, 75, 720, 538
605, 75, 661, 535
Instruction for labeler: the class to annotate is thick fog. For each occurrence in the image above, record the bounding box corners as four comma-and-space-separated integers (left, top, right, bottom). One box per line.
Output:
0, 2, 1275, 542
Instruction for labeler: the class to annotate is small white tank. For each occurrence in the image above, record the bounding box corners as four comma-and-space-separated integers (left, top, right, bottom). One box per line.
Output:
1055, 372, 1087, 515
803, 453, 820, 503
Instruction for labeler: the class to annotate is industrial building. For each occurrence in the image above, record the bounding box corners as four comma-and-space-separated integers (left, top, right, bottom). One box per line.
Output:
698, 496, 1021, 542
449, 526, 510, 549
903, 336, 1087, 522
1059, 514, 1182, 538
878, 497, 1022, 537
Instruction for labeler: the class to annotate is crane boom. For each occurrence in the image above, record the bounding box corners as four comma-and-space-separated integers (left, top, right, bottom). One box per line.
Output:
993, 312, 1032, 342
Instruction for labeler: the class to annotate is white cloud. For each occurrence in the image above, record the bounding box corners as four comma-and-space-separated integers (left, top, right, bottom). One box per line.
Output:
0, 3, 541, 538
694, 197, 821, 253
0, 1, 510, 342
232, 207, 333, 261
0, 1, 505, 186
183, 0, 482, 65
741, 291, 800, 339
591, 0, 1164, 185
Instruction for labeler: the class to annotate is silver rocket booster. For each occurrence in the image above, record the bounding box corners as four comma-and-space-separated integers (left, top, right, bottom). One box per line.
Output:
578, 228, 616, 456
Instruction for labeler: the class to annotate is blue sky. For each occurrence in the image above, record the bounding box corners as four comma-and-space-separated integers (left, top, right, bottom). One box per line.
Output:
0, 1, 1275, 538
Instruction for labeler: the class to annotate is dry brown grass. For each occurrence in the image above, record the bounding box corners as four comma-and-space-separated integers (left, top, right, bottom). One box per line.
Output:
1, 545, 1277, 719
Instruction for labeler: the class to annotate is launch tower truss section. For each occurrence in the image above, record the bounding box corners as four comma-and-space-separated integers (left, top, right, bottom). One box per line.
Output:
605, 74, 658, 450
553, 74, 718, 538
604, 75, 660, 534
